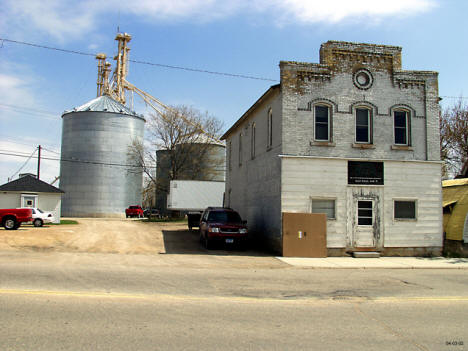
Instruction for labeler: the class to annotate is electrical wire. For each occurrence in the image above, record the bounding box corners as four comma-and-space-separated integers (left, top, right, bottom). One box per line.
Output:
8, 148, 37, 180
41, 146, 61, 155
0, 151, 153, 169
0, 37, 278, 82
1, 150, 226, 171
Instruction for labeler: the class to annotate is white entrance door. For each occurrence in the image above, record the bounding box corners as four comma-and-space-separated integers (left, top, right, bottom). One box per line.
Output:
354, 199, 376, 247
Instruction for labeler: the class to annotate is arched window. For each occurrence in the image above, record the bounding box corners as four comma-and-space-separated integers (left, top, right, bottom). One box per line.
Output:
393, 109, 410, 145
251, 123, 256, 159
238, 133, 242, 166
314, 104, 331, 141
267, 109, 273, 148
355, 107, 372, 144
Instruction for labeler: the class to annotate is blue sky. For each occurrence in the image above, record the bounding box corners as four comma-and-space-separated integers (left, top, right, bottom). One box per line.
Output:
0, 0, 467, 184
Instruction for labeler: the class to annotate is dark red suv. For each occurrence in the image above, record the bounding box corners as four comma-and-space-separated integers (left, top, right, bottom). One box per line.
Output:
199, 207, 248, 249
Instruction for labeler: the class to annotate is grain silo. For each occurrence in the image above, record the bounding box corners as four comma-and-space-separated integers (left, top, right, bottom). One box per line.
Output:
60, 95, 145, 217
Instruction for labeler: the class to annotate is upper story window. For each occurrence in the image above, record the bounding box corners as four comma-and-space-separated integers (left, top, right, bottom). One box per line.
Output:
251, 123, 256, 159
267, 109, 273, 148
238, 133, 242, 166
228, 141, 232, 171
314, 105, 331, 141
394, 110, 410, 145
355, 108, 372, 144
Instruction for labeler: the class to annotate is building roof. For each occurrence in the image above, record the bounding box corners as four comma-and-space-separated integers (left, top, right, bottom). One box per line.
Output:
221, 84, 280, 140
0, 175, 64, 193
443, 178, 468, 188
62, 95, 143, 118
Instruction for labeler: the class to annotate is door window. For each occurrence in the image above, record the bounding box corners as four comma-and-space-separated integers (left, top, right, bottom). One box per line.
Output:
357, 200, 373, 226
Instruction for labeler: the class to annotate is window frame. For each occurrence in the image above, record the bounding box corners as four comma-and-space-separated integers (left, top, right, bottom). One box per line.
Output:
228, 140, 232, 171
393, 109, 410, 146
357, 200, 373, 226
314, 104, 331, 142
355, 107, 373, 144
393, 199, 418, 221
238, 132, 242, 166
251, 122, 256, 159
310, 198, 336, 220
267, 108, 273, 149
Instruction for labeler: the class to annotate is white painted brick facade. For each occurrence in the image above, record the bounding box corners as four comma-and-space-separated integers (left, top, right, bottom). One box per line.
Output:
222, 41, 443, 255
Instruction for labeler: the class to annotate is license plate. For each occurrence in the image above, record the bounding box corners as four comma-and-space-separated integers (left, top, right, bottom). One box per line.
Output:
225, 239, 234, 244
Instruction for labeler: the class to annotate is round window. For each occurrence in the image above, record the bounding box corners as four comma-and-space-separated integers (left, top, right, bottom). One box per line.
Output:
353, 69, 373, 90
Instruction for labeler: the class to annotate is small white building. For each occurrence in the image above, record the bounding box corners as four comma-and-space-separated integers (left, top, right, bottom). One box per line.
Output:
0, 175, 64, 223
221, 41, 443, 256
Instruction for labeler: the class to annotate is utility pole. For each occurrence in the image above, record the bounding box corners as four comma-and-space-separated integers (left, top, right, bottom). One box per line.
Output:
37, 145, 41, 180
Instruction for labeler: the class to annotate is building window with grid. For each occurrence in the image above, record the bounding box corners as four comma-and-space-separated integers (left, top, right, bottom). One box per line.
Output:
355, 108, 372, 143
267, 109, 273, 148
228, 141, 232, 170
394, 110, 410, 145
251, 123, 256, 159
311, 199, 336, 219
238, 133, 242, 166
314, 105, 331, 141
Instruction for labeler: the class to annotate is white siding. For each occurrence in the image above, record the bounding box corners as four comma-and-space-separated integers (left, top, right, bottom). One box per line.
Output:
383, 162, 442, 247
281, 158, 348, 248
0, 193, 21, 208
0, 192, 61, 224
281, 157, 443, 249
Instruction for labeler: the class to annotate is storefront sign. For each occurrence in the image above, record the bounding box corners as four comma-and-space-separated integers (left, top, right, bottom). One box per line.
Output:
348, 161, 384, 185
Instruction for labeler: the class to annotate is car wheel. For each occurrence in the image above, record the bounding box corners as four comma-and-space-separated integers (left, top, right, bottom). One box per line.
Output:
33, 218, 43, 227
3, 217, 18, 230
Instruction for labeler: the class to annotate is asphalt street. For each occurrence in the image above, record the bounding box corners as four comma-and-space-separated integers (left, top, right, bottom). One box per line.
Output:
1, 251, 467, 350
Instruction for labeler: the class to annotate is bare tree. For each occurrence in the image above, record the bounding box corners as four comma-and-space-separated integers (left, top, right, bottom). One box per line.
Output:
129, 105, 224, 212
440, 99, 468, 178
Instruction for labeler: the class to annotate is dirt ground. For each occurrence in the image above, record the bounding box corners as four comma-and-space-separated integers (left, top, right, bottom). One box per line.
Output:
0, 218, 186, 254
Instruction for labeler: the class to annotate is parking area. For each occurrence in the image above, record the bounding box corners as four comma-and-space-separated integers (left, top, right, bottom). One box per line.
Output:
0, 218, 268, 257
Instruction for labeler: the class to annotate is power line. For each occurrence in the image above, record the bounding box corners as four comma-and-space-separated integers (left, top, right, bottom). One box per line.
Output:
0, 103, 59, 117
440, 96, 468, 100
0, 38, 95, 57
0, 135, 60, 153
0, 151, 153, 169
8, 148, 37, 181
0, 37, 278, 82
41, 146, 61, 155
129, 58, 278, 82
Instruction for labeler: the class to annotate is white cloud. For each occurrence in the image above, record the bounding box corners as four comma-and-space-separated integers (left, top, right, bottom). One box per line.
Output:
261, 0, 436, 24
4, 0, 96, 42
0, 72, 35, 112
2, 0, 437, 42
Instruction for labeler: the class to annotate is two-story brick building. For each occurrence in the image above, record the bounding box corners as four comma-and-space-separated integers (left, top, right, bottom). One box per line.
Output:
221, 41, 443, 256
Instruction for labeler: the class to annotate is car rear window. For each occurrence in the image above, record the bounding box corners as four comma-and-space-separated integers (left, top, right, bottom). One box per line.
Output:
208, 211, 242, 223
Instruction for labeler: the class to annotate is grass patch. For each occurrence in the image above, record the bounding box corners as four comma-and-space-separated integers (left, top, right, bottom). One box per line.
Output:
50, 220, 79, 225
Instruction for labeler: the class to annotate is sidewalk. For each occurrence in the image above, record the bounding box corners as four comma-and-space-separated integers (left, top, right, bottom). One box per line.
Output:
277, 256, 468, 269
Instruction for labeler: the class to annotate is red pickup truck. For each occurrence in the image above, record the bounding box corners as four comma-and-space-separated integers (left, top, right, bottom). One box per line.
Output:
125, 205, 144, 218
0, 208, 33, 230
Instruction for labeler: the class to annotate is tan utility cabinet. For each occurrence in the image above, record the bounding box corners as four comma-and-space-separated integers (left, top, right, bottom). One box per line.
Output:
282, 212, 327, 257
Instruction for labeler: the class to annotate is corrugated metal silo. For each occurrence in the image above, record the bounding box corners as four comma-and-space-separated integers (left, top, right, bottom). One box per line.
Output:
60, 95, 145, 217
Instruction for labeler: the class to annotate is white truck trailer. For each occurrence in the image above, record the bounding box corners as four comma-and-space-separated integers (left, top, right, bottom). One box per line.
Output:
167, 180, 225, 230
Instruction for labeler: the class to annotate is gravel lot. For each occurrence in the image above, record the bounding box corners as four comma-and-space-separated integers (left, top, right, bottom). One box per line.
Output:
0, 218, 181, 254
